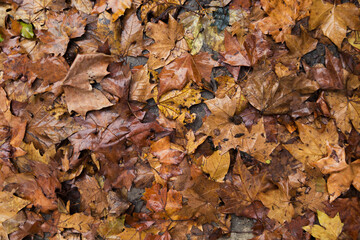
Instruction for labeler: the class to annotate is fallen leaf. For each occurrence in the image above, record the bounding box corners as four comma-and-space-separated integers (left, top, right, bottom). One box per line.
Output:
58, 213, 95, 233
0, 191, 30, 223
158, 52, 218, 96
199, 94, 247, 154
237, 118, 278, 163
202, 151, 230, 182
284, 121, 339, 166
327, 159, 360, 202
325, 91, 360, 135
303, 210, 343, 240
309, 0, 360, 48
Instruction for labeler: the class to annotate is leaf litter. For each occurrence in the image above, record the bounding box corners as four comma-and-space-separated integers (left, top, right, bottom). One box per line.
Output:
0, 0, 360, 239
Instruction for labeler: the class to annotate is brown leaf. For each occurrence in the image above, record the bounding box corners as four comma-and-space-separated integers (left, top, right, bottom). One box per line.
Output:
284, 121, 339, 166
327, 160, 360, 202
238, 118, 279, 163
64, 86, 113, 116
63, 53, 114, 91
75, 176, 109, 217
4, 173, 58, 213
146, 15, 184, 62
219, 153, 269, 215
325, 91, 360, 135
309, 0, 360, 48
158, 52, 218, 96
199, 94, 247, 154
0, 191, 30, 223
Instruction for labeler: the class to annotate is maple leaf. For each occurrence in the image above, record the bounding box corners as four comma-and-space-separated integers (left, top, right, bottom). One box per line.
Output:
310, 143, 347, 175
199, 93, 247, 154
251, 0, 311, 42
201, 150, 230, 182
284, 26, 318, 58
222, 30, 271, 67
146, 15, 187, 69
295, 176, 328, 215
4, 173, 58, 213
156, 84, 202, 119
75, 176, 109, 217
61, 53, 115, 116
237, 118, 278, 163
180, 175, 221, 225
303, 210, 344, 240
24, 95, 82, 149
309, 0, 360, 48
327, 159, 360, 202
0, 191, 30, 223
130, 65, 156, 103
92, 0, 132, 22
158, 52, 219, 96
97, 216, 125, 239
325, 91, 360, 135
143, 184, 182, 216
58, 213, 96, 233
307, 48, 346, 90
14, 0, 67, 30
218, 153, 269, 215
71, 0, 93, 14
36, 9, 86, 56
258, 187, 295, 223
96, 10, 150, 56
283, 121, 339, 166
325, 198, 360, 239
179, 12, 225, 54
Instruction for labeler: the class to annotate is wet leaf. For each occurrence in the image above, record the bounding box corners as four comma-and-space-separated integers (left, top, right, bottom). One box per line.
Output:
303, 210, 343, 240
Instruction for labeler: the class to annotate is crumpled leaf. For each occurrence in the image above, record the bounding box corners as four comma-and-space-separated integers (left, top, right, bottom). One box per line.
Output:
309, 0, 360, 48
303, 210, 343, 240
202, 151, 230, 182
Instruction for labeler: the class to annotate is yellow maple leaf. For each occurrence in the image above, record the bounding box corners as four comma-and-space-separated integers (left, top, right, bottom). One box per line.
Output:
303, 210, 344, 240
